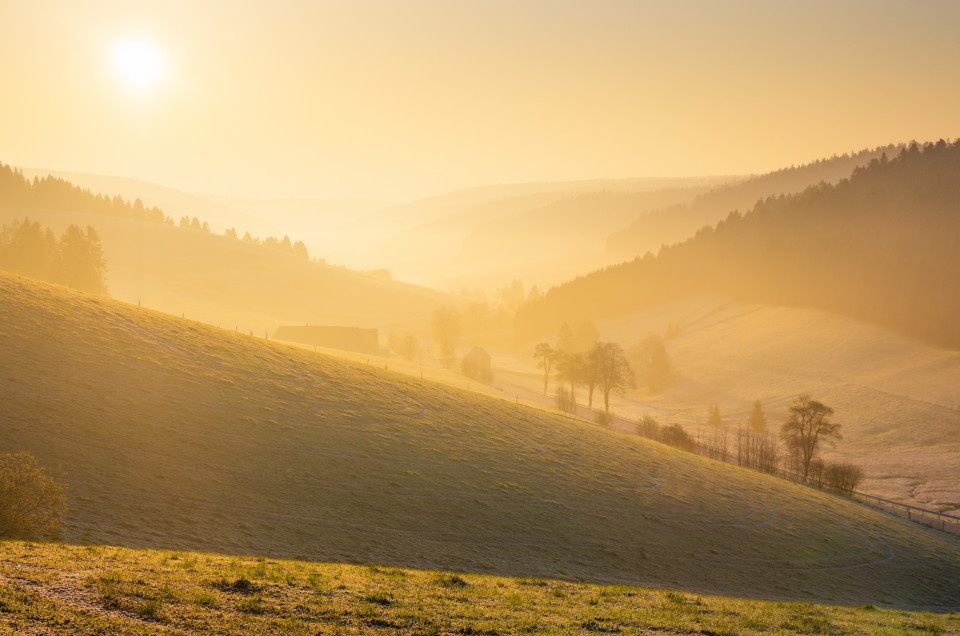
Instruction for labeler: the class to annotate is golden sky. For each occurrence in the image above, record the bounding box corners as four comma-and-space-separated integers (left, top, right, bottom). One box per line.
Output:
2, 0, 959, 202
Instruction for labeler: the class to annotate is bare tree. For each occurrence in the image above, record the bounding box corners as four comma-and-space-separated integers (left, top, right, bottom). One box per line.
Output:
533, 342, 556, 395
591, 342, 635, 413
780, 394, 841, 482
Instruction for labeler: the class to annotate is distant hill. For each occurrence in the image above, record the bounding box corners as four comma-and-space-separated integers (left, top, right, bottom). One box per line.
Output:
2, 272, 960, 608
16, 166, 271, 236
0, 164, 459, 334
605, 145, 899, 260
517, 140, 960, 349
0, 205, 454, 334
368, 176, 733, 289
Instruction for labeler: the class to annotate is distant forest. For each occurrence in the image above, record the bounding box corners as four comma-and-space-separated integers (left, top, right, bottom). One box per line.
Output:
0, 162, 311, 262
606, 145, 900, 260
0, 163, 166, 224
0, 218, 107, 294
517, 140, 960, 349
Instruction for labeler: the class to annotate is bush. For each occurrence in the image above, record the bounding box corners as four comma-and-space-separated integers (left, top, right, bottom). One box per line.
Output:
822, 462, 864, 496
595, 410, 612, 428
0, 451, 67, 538
636, 414, 660, 439
658, 423, 697, 452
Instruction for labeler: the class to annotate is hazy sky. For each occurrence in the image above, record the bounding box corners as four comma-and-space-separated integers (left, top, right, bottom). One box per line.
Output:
3, 0, 959, 202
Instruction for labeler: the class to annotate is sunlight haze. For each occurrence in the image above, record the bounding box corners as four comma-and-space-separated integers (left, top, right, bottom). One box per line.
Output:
3, 1, 960, 630
2, 0, 958, 201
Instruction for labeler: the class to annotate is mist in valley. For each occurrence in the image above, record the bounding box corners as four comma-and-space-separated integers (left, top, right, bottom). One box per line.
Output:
2, 1, 960, 631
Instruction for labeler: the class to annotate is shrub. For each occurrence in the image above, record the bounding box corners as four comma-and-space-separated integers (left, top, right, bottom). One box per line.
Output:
823, 462, 864, 496
0, 451, 67, 539
658, 424, 697, 452
636, 414, 660, 439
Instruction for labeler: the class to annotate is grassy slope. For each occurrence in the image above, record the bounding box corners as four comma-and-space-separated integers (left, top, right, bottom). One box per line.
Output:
1, 542, 957, 636
2, 273, 960, 609
0, 206, 455, 335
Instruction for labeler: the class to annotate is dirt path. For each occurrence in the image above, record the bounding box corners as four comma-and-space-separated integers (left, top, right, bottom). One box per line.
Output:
0, 567, 186, 634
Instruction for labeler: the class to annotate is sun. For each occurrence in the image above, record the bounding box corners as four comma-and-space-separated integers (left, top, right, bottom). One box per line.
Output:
113, 38, 163, 91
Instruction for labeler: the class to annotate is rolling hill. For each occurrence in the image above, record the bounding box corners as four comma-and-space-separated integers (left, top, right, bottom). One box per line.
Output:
0, 204, 457, 336
517, 140, 960, 349
605, 144, 898, 261
360, 176, 733, 288
2, 271, 960, 608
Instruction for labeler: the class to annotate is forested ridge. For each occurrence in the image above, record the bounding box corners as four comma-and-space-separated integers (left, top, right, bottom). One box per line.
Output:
605, 144, 899, 260
517, 140, 960, 348
0, 162, 166, 224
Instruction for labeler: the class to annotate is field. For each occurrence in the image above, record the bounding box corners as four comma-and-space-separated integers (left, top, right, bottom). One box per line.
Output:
3, 272, 960, 611
1, 541, 957, 635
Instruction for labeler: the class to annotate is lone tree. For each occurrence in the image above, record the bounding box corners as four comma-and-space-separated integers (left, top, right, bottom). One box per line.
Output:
591, 342, 635, 413
431, 306, 461, 369
461, 346, 493, 384
533, 342, 556, 394
780, 394, 842, 481
749, 399, 767, 433
0, 452, 67, 539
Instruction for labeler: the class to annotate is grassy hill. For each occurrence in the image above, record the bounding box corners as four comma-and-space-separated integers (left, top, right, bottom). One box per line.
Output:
1, 541, 956, 635
2, 272, 960, 609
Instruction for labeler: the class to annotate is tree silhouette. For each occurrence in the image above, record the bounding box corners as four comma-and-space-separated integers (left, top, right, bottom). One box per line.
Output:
0, 218, 107, 295
591, 342, 635, 413
533, 342, 556, 394
780, 394, 841, 481
57, 225, 107, 294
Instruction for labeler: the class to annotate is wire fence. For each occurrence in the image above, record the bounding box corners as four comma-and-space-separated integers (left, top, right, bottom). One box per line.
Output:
513, 384, 960, 536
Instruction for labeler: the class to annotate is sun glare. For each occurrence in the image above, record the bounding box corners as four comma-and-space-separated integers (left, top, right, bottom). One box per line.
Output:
113, 38, 163, 91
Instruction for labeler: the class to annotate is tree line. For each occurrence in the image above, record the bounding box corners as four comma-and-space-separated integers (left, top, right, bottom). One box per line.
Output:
0, 162, 316, 263
0, 217, 107, 294
636, 395, 863, 497
0, 162, 165, 224
517, 140, 960, 349
534, 323, 634, 414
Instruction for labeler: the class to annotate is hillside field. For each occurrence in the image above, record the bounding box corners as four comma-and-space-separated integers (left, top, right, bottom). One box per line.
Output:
2, 272, 960, 610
